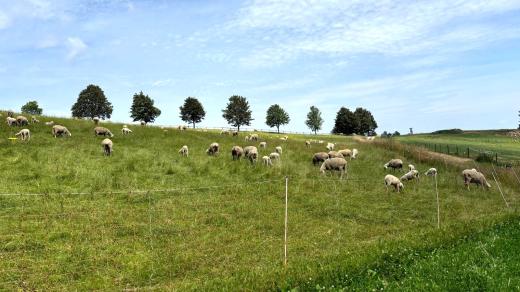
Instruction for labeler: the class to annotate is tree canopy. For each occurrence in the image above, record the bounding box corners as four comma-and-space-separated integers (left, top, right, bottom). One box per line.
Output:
305, 106, 323, 134
222, 95, 253, 132
332, 107, 356, 135
21, 100, 43, 115
332, 106, 377, 135
71, 84, 113, 119
179, 97, 206, 128
130, 91, 161, 124
265, 104, 290, 133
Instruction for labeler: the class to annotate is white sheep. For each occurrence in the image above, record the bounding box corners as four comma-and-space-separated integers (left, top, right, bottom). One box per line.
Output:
262, 156, 272, 166
318, 140, 324, 144
52, 125, 71, 138
384, 159, 403, 171
259, 142, 267, 148
249, 134, 259, 141
16, 116, 29, 126
178, 145, 189, 157
408, 164, 416, 171
275, 146, 283, 154
121, 127, 133, 135
328, 151, 344, 159
320, 157, 348, 179
31, 116, 40, 123
244, 135, 250, 141
206, 142, 220, 156
312, 152, 329, 165
231, 146, 244, 160
385, 175, 404, 192
424, 168, 438, 176
220, 130, 230, 135
280, 137, 288, 141
305, 140, 311, 148
462, 169, 491, 189
244, 146, 258, 164
269, 152, 280, 162
400, 170, 420, 181
326, 142, 335, 151
6, 117, 17, 126
94, 127, 114, 137
101, 138, 113, 156
337, 149, 352, 159
352, 149, 359, 159
15, 129, 31, 141
45, 121, 55, 126
93, 117, 100, 125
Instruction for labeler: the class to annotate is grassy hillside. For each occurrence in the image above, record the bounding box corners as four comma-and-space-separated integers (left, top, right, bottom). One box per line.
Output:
0, 116, 519, 290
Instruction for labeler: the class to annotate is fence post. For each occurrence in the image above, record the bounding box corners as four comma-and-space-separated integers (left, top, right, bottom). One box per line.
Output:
284, 176, 288, 267
447, 145, 449, 155
496, 153, 498, 164
434, 174, 440, 229
467, 147, 470, 158
434, 144, 437, 152
456, 146, 459, 156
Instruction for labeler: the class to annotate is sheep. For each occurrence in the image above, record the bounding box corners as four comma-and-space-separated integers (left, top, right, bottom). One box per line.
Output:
232, 131, 239, 136
275, 146, 283, 154
269, 152, 280, 162
31, 116, 40, 123
318, 140, 324, 144
7, 111, 13, 117
220, 130, 230, 135
305, 140, 311, 148
384, 175, 404, 192
328, 151, 344, 159
15, 129, 31, 141
337, 149, 352, 159
462, 169, 491, 189
326, 142, 335, 151
400, 170, 420, 181
249, 134, 259, 141
206, 142, 220, 156
408, 164, 415, 171
178, 145, 189, 157
312, 152, 329, 165
52, 125, 71, 138
140, 121, 146, 126
178, 125, 187, 131
424, 168, 438, 176
259, 142, 267, 148
320, 157, 348, 179
16, 116, 29, 126
231, 146, 244, 160
94, 127, 114, 137
101, 138, 113, 156
262, 156, 272, 166
244, 146, 258, 164
45, 121, 55, 126
244, 135, 250, 141
93, 117, 100, 125
121, 127, 133, 135
352, 149, 359, 159
384, 159, 403, 171
6, 117, 17, 126
280, 137, 288, 141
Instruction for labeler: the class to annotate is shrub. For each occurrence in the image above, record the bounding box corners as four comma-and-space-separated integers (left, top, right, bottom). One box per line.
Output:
475, 152, 494, 163
431, 129, 464, 134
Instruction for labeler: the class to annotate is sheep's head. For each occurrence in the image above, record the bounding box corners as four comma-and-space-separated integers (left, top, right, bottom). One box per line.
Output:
384, 163, 389, 169
399, 183, 404, 189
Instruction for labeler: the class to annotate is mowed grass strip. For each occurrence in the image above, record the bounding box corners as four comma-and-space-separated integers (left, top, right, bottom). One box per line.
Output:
0, 116, 518, 290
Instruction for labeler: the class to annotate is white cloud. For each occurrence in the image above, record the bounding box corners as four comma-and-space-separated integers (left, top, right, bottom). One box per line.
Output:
66, 37, 87, 60
152, 79, 176, 87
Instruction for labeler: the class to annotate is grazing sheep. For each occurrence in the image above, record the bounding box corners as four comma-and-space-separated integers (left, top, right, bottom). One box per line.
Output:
318, 140, 324, 144
93, 117, 100, 125
338, 149, 353, 159
326, 142, 335, 151
140, 121, 146, 126
275, 146, 283, 154
328, 151, 344, 159
408, 164, 416, 171
462, 169, 491, 189
269, 152, 280, 162
320, 157, 348, 179
31, 116, 40, 123
425, 168, 438, 176
366, 136, 375, 141
384, 159, 403, 171
6, 117, 17, 126
232, 131, 239, 136
52, 125, 71, 138
220, 130, 230, 135
305, 140, 311, 148
101, 138, 113, 156
178, 145, 189, 157
206, 142, 220, 156
312, 152, 329, 165
249, 134, 259, 141
15, 129, 31, 141
262, 156, 272, 166
231, 146, 244, 160
94, 127, 114, 137
121, 127, 132, 135
178, 125, 188, 131
244, 135, 250, 141
259, 141, 267, 148
280, 137, 288, 141
244, 146, 258, 164
16, 116, 29, 126
7, 111, 13, 117
45, 121, 55, 126
384, 175, 404, 192
401, 170, 420, 181
352, 149, 359, 159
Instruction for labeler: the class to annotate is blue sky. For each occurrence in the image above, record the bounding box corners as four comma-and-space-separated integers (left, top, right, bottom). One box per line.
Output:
1, 0, 520, 134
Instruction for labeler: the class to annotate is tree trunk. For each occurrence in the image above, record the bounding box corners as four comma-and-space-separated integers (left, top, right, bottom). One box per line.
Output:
314, 130, 317, 135
277, 126, 280, 133
237, 125, 240, 132
193, 122, 195, 129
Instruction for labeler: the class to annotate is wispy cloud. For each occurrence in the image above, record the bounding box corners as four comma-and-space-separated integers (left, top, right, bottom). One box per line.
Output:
66, 37, 87, 60
152, 78, 176, 87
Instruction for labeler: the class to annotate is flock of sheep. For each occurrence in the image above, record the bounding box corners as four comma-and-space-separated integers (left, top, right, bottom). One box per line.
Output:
5, 114, 493, 192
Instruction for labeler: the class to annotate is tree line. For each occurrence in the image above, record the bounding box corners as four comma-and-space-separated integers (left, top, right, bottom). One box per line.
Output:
19, 84, 379, 135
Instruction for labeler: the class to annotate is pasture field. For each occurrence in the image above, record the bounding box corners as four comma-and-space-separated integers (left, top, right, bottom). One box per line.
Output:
396, 131, 520, 163
0, 117, 519, 290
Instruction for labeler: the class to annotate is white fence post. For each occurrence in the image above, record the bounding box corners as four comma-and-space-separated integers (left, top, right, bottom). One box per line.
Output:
284, 176, 288, 266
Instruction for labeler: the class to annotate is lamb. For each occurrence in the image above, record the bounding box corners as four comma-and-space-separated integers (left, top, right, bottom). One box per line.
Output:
352, 149, 359, 159
178, 145, 189, 157
15, 129, 31, 141
244, 135, 250, 141
408, 164, 416, 171
269, 152, 280, 162
232, 131, 239, 136
16, 116, 29, 126
275, 146, 283, 154
94, 127, 114, 137
384, 175, 404, 192
45, 121, 55, 126
305, 140, 311, 148
384, 159, 403, 171
337, 149, 352, 159
220, 130, 230, 135
6, 117, 17, 126
259, 142, 267, 148
328, 151, 344, 159
231, 146, 244, 160
280, 137, 288, 141
121, 127, 132, 135
244, 146, 258, 164
206, 142, 220, 156
462, 169, 491, 189
262, 156, 272, 166
249, 134, 259, 141
52, 125, 71, 137
400, 170, 420, 181
101, 138, 113, 156
178, 125, 187, 131
318, 140, 324, 144
319, 157, 348, 179
424, 168, 438, 176
326, 142, 335, 151
312, 152, 329, 165
31, 116, 40, 123
93, 117, 100, 125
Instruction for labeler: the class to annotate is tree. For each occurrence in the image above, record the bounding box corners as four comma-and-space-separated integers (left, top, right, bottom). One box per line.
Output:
353, 107, 378, 135
332, 107, 356, 135
130, 91, 161, 124
265, 104, 290, 133
305, 106, 323, 135
179, 97, 206, 128
222, 95, 253, 132
393, 131, 401, 136
71, 84, 113, 119
21, 101, 43, 115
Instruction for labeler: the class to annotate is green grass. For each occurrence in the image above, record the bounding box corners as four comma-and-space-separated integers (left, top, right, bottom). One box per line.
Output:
0, 116, 519, 290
